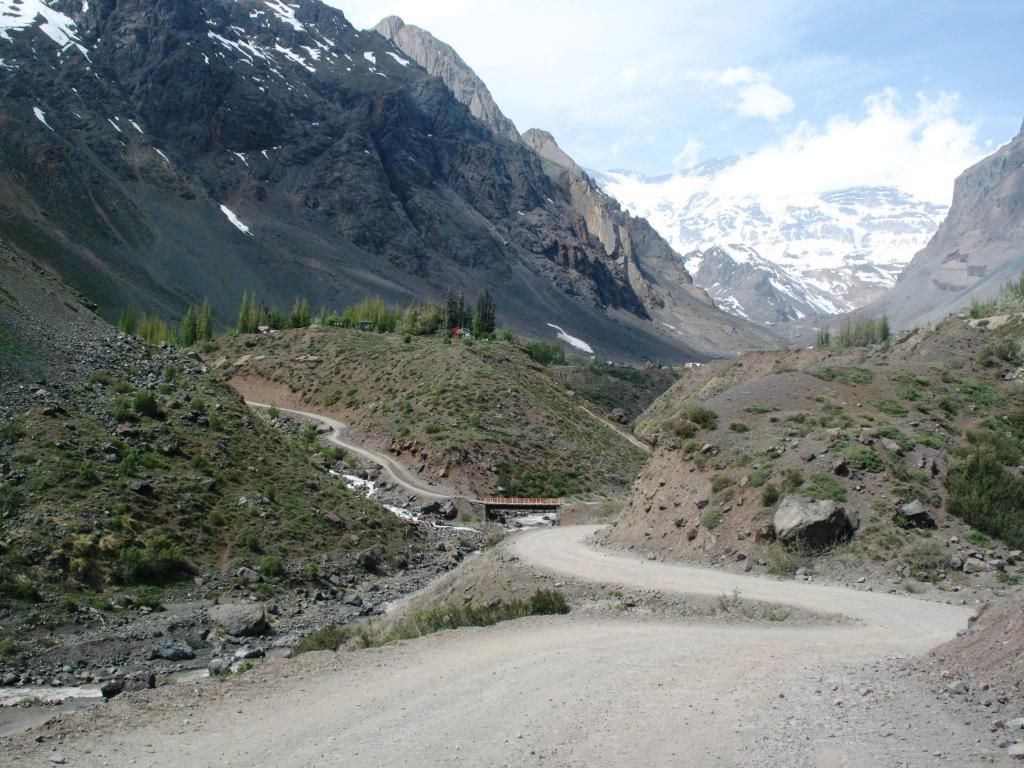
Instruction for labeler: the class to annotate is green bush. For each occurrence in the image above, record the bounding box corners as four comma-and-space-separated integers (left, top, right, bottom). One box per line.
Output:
841, 443, 884, 472
291, 624, 348, 656
683, 405, 718, 430
113, 536, 193, 585
809, 365, 873, 385
946, 443, 1024, 548
870, 398, 908, 417
112, 397, 133, 423
0, 419, 25, 443
729, 422, 750, 433
700, 507, 723, 529
801, 473, 847, 502
526, 340, 566, 366
260, 555, 284, 577
761, 483, 781, 507
710, 474, 734, 493
747, 467, 772, 487
89, 371, 113, 386
132, 390, 161, 418
0, 573, 40, 602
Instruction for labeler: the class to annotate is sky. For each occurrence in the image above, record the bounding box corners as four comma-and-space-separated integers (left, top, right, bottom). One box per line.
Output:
332, 1, 1024, 204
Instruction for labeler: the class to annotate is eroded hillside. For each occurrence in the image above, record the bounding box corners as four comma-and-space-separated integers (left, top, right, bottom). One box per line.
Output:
605, 316, 1024, 593
207, 328, 652, 498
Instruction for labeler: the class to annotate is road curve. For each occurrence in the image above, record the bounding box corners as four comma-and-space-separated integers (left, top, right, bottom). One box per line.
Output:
246, 401, 462, 501
5, 526, 981, 767
509, 525, 973, 653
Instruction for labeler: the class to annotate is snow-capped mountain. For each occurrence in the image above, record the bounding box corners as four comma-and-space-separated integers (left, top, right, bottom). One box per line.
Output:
596, 160, 948, 324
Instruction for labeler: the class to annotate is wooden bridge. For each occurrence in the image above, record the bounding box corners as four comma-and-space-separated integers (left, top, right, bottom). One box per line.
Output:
479, 497, 562, 519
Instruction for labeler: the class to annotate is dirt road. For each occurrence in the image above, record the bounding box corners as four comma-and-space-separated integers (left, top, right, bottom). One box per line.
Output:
5, 526, 989, 767
246, 401, 462, 501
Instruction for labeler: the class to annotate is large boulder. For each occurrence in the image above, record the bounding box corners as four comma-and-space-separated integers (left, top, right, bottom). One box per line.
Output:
148, 639, 195, 661
772, 497, 856, 550
208, 603, 269, 637
895, 500, 935, 529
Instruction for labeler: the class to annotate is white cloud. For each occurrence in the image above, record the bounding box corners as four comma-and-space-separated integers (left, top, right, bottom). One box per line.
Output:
612, 90, 983, 207
709, 89, 981, 202
672, 137, 703, 171
693, 66, 794, 122
734, 82, 795, 121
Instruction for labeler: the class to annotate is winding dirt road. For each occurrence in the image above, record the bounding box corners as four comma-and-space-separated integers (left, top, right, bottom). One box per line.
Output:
246, 401, 461, 501
6, 527, 983, 768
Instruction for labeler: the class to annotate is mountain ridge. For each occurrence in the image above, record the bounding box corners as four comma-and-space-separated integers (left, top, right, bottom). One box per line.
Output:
0, 0, 778, 361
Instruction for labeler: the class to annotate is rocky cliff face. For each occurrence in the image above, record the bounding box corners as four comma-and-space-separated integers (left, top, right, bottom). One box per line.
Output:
0, 0, 775, 361
373, 15, 521, 144
686, 244, 845, 324
373, 15, 777, 356
869, 124, 1024, 328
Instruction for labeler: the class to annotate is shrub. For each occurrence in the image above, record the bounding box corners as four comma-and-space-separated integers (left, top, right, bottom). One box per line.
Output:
0, 419, 25, 443
801, 473, 847, 502
112, 397, 133, 423
870, 398, 908, 417
841, 443, 884, 472
291, 624, 348, 656
700, 507, 723, 529
112, 536, 193, 585
0, 573, 41, 602
349, 589, 570, 650
132, 390, 161, 418
729, 422, 750, 433
809, 365, 872, 385
761, 483, 780, 507
872, 426, 914, 452
710, 474, 734, 493
89, 371, 113, 386
260, 555, 284, 577
683, 405, 718, 430
747, 467, 772, 487
526, 340, 566, 366
946, 443, 1024, 548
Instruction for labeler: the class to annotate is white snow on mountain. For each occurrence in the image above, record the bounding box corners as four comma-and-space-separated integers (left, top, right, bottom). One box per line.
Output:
0, 0, 88, 56
598, 158, 948, 319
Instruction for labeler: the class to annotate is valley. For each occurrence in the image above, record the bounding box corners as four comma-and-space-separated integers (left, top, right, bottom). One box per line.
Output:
1, 1, 1023, 765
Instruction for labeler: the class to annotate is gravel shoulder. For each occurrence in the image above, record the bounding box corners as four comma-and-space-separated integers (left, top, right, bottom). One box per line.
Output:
4, 525, 1007, 767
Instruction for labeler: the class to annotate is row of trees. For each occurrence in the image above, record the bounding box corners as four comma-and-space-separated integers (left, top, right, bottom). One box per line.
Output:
237, 292, 311, 334
117, 300, 214, 346
816, 315, 891, 349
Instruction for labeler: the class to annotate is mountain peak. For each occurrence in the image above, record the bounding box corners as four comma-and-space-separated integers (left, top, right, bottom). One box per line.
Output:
374, 15, 406, 38
373, 15, 520, 143
522, 128, 576, 171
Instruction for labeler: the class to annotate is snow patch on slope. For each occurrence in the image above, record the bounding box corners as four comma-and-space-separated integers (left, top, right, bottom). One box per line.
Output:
32, 106, 52, 130
0, 0, 89, 57
547, 324, 594, 354
220, 205, 252, 236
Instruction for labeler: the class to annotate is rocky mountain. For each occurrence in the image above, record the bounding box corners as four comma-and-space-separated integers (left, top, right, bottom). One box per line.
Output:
867, 123, 1024, 329
377, 19, 778, 357
687, 244, 845, 324
0, 0, 776, 362
598, 163, 948, 325
372, 15, 520, 144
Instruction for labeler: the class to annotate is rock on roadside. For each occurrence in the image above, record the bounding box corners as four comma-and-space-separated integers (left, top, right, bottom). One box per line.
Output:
208, 603, 269, 637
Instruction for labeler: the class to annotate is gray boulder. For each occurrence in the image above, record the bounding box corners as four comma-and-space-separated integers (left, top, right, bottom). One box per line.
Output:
772, 497, 856, 549
148, 640, 195, 661
208, 603, 269, 637
963, 557, 988, 574
208, 658, 232, 677
896, 500, 935, 528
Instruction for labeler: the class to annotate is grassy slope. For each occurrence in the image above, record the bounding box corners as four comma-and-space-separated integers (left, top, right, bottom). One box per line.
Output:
208, 328, 648, 498
549, 362, 677, 424
608, 316, 1024, 574
0, 252, 406, 647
